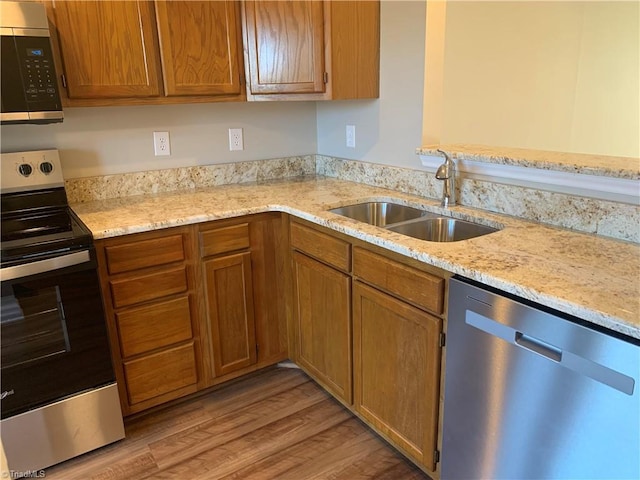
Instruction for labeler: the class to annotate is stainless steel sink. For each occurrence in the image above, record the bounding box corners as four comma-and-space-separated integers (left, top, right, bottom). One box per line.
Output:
329, 201, 499, 242
328, 202, 428, 227
387, 217, 498, 242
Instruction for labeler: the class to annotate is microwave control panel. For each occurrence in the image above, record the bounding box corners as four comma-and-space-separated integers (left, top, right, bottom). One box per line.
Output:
16, 36, 60, 104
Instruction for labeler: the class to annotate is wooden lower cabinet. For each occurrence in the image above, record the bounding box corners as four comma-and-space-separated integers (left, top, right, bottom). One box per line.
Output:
96, 215, 288, 415
202, 252, 257, 376
198, 213, 288, 386
96, 226, 202, 415
292, 251, 352, 405
353, 281, 442, 471
289, 221, 447, 474
95, 211, 446, 476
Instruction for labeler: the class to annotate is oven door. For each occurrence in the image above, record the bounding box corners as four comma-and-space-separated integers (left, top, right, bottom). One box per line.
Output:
0, 249, 115, 419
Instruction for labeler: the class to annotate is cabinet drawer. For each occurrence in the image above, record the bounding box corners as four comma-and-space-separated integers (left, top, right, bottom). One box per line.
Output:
290, 222, 351, 272
353, 247, 444, 315
105, 234, 185, 274
200, 223, 250, 257
110, 266, 188, 308
124, 342, 197, 405
116, 296, 193, 358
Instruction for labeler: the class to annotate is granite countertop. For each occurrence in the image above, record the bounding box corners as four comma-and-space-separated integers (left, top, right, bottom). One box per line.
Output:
418, 144, 640, 180
71, 176, 640, 340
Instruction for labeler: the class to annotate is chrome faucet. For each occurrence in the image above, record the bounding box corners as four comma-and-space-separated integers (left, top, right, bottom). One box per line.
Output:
435, 149, 456, 207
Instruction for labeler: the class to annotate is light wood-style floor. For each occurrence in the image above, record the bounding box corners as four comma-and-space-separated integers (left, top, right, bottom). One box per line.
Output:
45, 367, 430, 480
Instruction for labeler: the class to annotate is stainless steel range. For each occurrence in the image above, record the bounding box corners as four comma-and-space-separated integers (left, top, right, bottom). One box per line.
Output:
0, 150, 124, 472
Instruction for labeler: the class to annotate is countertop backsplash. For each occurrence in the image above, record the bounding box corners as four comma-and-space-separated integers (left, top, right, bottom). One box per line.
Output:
64, 155, 316, 204
316, 156, 639, 244
65, 154, 638, 243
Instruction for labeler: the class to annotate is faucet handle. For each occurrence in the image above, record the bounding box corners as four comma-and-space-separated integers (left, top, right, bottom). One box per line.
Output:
435, 162, 450, 180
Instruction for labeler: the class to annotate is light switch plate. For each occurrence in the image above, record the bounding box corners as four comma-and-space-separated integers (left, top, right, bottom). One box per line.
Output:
346, 125, 356, 148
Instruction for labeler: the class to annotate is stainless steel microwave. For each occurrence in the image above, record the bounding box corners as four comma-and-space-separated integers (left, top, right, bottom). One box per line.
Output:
0, 1, 63, 125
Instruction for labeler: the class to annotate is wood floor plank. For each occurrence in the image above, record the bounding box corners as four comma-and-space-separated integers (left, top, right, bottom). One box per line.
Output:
375, 461, 433, 480
323, 443, 424, 480
43, 367, 430, 480
45, 448, 159, 480
265, 431, 386, 480
88, 451, 159, 480
144, 398, 352, 479
148, 380, 329, 468
218, 418, 370, 479
200, 367, 311, 418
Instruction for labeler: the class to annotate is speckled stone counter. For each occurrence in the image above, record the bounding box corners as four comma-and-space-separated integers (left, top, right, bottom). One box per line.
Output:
71, 177, 640, 340
418, 144, 640, 180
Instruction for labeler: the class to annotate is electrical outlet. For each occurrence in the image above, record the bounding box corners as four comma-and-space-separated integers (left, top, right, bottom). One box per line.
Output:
153, 131, 171, 156
346, 125, 356, 148
229, 128, 244, 151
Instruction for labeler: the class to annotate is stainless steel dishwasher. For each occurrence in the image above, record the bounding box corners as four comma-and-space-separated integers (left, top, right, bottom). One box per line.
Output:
442, 277, 640, 480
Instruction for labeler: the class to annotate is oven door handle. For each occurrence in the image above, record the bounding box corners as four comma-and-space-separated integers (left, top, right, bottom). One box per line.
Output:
0, 250, 90, 282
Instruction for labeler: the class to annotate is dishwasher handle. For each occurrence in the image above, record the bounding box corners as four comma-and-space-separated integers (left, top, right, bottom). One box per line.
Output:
465, 310, 636, 395
515, 332, 562, 362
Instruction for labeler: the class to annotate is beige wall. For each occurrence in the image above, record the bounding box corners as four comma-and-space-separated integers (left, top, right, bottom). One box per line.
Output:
437, 1, 639, 158
0, 101, 317, 178
316, 1, 427, 169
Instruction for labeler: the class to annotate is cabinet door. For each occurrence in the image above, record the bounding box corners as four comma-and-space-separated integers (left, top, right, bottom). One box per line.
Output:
353, 281, 442, 471
155, 1, 243, 96
203, 252, 257, 377
292, 252, 352, 404
52, 1, 163, 98
243, 0, 326, 94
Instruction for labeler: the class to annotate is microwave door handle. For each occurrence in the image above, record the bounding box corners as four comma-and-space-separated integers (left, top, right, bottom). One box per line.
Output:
0, 250, 90, 282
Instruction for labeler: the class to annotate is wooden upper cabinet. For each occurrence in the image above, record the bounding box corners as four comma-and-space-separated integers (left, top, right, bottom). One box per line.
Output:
242, 0, 379, 100
47, 0, 377, 103
50, 1, 163, 99
329, 1, 380, 100
155, 1, 243, 96
243, 0, 325, 95
47, 0, 244, 105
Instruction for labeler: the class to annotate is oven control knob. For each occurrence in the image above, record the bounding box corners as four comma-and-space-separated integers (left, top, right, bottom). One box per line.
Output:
40, 162, 54, 175
18, 163, 33, 177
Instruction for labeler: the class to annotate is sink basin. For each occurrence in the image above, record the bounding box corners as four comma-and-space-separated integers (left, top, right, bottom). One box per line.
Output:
329, 202, 428, 227
387, 217, 498, 242
329, 201, 499, 242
